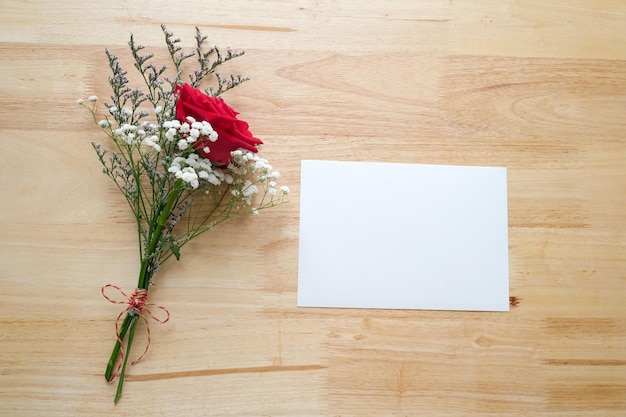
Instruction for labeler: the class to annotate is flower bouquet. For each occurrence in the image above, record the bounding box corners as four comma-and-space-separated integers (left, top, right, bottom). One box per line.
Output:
78, 25, 288, 403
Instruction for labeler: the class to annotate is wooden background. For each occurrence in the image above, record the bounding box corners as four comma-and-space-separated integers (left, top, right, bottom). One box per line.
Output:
1, 1, 625, 415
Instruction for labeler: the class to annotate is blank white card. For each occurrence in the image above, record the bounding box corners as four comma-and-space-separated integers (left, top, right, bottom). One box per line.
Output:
297, 160, 510, 312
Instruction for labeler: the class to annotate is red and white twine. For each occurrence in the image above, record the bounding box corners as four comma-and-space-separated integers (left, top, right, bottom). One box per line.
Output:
101, 284, 170, 379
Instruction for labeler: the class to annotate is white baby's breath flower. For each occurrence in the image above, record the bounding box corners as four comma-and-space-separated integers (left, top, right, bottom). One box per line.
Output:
142, 137, 161, 152
175, 167, 200, 189
252, 208, 259, 215
88, 95, 98, 102
188, 128, 200, 141
185, 155, 199, 168
211, 167, 223, 178
177, 139, 189, 150
98, 120, 110, 128
206, 173, 221, 186
280, 185, 290, 195
165, 128, 177, 141
203, 146, 210, 154
197, 159, 212, 172
76, 98, 84, 105
200, 122, 212, 135
242, 180, 257, 197
154, 105, 163, 114
122, 108, 133, 117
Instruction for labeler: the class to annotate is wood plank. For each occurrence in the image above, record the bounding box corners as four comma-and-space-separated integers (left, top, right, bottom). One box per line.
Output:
1, 0, 625, 415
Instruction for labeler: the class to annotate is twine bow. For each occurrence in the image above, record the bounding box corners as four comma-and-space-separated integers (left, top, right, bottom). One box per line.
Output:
101, 284, 170, 378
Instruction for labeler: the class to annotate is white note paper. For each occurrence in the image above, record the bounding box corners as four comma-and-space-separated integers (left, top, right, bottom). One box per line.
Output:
297, 160, 509, 312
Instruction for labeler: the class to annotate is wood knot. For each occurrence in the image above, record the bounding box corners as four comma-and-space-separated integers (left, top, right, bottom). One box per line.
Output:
509, 296, 521, 307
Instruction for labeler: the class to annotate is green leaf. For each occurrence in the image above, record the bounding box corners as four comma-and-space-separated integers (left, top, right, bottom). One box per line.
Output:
170, 240, 180, 260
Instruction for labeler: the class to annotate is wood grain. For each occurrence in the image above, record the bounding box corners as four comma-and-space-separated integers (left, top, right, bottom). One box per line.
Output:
1, 0, 625, 415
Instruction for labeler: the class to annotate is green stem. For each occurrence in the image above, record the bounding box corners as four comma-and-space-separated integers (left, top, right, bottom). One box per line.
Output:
104, 178, 183, 401
114, 314, 139, 404
104, 314, 132, 382
138, 178, 183, 289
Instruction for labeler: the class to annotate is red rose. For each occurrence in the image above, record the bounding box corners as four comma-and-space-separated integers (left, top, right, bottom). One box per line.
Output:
174, 83, 262, 165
